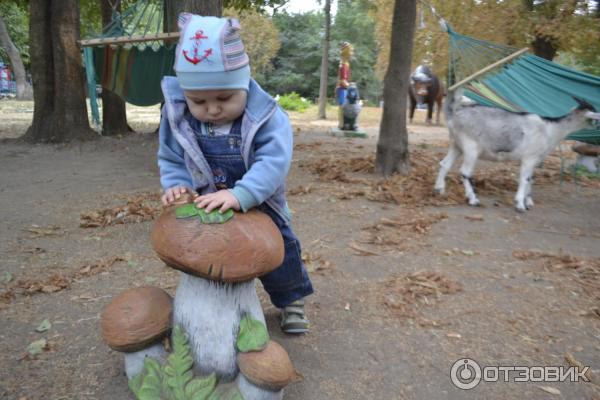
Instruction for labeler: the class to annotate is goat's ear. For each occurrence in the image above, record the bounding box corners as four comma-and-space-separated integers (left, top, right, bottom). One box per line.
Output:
572, 96, 596, 111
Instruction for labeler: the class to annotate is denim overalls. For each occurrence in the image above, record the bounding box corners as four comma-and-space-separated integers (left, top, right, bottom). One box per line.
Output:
192, 116, 313, 308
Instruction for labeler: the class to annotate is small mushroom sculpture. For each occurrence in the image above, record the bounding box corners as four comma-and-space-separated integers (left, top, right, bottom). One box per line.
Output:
572, 142, 600, 173
148, 193, 297, 399
100, 286, 172, 378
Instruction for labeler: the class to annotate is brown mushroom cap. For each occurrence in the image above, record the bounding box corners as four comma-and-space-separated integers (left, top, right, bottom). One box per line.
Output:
572, 142, 600, 157
237, 340, 296, 391
150, 203, 285, 283
101, 286, 172, 352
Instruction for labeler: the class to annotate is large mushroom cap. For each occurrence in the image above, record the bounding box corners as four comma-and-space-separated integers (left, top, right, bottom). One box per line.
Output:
237, 340, 296, 391
101, 286, 172, 352
150, 202, 285, 283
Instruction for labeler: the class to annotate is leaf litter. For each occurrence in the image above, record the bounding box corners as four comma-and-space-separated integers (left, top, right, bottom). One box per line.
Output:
381, 271, 462, 319
513, 249, 600, 303
1, 256, 126, 302
80, 192, 162, 228
301, 150, 600, 207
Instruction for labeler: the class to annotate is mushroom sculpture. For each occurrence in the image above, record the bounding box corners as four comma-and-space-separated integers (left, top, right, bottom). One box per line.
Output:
100, 286, 172, 378
572, 142, 600, 173
146, 193, 297, 399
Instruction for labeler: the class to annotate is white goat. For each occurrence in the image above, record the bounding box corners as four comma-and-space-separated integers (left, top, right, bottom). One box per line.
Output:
435, 90, 599, 212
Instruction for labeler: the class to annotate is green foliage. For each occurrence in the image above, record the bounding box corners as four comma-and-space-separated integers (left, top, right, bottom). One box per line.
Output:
277, 92, 310, 112
0, 2, 29, 68
225, 0, 289, 13
331, 0, 383, 103
175, 204, 234, 224
261, 2, 382, 103
225, 7, 281, 76
236, 314, 269, 352
262, 11, 324, 97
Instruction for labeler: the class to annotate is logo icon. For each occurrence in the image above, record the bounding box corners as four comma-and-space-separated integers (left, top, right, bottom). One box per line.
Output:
450, 358, 482, 390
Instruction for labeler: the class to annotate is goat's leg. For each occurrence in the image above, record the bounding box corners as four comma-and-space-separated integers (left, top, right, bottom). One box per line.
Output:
435, 98, 442, 125
525, 174, 534, 208
515, 160, 537, 212
459, 149, 480, 206
434, 143, 460, 195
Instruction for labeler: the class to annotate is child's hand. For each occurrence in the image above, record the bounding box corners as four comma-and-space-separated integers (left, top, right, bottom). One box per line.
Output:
194, 190, 240, 213
162, 186, 195, 206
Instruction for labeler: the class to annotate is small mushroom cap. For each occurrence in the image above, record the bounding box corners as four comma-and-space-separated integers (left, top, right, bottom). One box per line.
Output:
237, 340, 296, 391
151, 205, 285, 283
101, 286, 172, 352
572, 142, 600, 157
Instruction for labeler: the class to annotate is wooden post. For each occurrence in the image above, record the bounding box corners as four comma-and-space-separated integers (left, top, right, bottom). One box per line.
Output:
448, 47, 529, 91
78, 32, 180, 47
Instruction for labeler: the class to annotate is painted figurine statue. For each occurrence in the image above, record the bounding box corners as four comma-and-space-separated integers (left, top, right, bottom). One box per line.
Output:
335, 41, 354, 129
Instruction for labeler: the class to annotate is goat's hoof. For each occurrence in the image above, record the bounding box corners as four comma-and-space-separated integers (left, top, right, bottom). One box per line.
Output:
526, 198, 534, 208
434, 187, 445, 196
467, 198, 481, 207
515, 205, 527, 213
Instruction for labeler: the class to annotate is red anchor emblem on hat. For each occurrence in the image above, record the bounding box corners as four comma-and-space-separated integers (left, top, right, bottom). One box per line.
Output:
183, 29, 213, 65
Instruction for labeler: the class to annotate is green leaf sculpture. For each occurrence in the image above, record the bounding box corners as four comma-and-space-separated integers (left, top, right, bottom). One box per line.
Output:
127, 325, 248, 400
175, 204, 234, 224
175, 204, 200, 219
236, 314, 269, 353
185, 373, 217, 400
137, 358, 164, 400
164, 325, 195, 400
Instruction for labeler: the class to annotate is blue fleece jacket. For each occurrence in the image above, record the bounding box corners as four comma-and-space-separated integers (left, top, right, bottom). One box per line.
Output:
158, 76, 292, 222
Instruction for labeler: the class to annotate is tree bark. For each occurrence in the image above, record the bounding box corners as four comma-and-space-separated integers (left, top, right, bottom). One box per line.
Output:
375, 0, 416, 176
317, 0, 331, 119
164, 0, 223, 32
0, 15, 32, 100
100, 0, 133, 136
24, 0, 95, 143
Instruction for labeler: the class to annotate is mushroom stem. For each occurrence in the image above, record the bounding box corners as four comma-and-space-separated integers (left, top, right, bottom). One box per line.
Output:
235, 374, 284, 400
173, 272, 265, 381
124, 342, 168, 379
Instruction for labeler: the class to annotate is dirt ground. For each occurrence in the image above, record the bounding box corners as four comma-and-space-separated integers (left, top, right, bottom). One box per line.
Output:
1, 102, 599, 400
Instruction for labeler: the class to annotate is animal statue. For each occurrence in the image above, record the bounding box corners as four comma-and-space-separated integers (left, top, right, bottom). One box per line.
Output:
435, 90, 599, 212
100, 194, 297, 399
409, 65, 444, 125
342, 84, 362, 131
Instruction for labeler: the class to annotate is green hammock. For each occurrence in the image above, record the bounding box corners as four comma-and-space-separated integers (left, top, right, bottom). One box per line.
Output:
446, 24, 600, 144
82, 0, 176, 127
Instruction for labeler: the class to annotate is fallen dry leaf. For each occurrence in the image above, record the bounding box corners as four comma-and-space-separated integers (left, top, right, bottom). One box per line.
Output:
537, 386, 561, 395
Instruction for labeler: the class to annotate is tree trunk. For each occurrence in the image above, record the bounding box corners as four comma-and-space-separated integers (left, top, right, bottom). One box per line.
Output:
317, 0, 331, 119
0, 15, 32, 100
24, 0, 95, 143
100, 0, 133, 136
375, 0, 416, 176
164, 0, 223, 32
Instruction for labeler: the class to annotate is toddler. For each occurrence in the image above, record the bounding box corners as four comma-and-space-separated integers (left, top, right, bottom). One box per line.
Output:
158, 14, 313, 333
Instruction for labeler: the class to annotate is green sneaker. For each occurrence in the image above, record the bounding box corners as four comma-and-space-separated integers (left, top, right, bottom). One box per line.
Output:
280, 300, 310, 334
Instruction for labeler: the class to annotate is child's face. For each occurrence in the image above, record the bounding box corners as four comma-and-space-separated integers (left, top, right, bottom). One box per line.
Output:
184, 89, 247, 125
